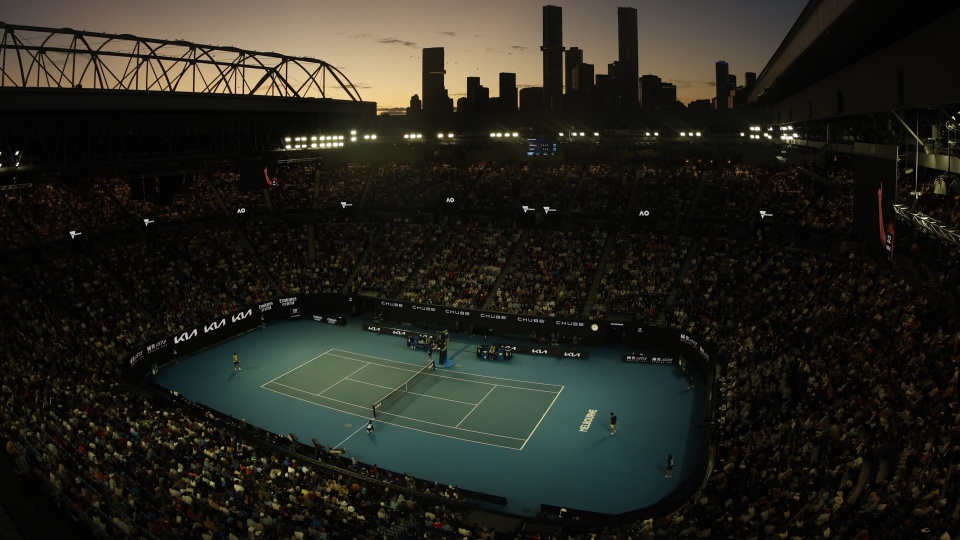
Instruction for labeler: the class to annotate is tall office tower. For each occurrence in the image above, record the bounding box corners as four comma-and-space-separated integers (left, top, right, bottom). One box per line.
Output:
423, 47, 452, 114
541, 5, 565, 110
745, 72, 757, 90
407, 94, 422, 115
659, 81, 677, 108
617, 7, 639, 110
565, 47, 583, 94
519, 86, 544, 112
715, 60, 730, 110
639, 74, 661, 109
465, 76, 489, 112
499, 72, 518, 112
572, 63, 594, 92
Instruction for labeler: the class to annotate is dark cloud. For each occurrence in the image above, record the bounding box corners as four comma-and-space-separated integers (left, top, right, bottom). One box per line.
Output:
376, 106, 410, 116
438, 31, 457, 37
377, 37, 418, 49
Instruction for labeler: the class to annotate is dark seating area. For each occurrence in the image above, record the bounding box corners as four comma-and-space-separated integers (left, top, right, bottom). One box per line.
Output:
1, 160, 959, 539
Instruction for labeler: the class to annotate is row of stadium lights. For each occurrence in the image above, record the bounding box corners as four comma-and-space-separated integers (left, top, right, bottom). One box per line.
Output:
0, 150, 21, 168
282, 127, 805, 148
745, 125, 799, 141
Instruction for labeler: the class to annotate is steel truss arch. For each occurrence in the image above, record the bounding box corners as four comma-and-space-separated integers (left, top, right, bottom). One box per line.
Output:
0, 21, 363, 101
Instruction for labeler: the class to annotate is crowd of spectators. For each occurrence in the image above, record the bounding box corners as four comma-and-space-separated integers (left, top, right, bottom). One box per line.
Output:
655, 238, 960, 539
352, 221, 443, 298
489, 228, 606, 318
568, 164, 636, 219
0, 158, 959, 540
591, 232, 691, 321
400, 221, 521, 309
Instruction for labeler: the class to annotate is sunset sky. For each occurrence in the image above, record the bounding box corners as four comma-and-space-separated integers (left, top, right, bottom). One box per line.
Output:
5, 0, 807, 114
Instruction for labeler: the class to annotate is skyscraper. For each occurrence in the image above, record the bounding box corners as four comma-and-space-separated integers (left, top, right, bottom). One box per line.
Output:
565, 47, 583, 95
499, 72, 518, 113
422, 47, 452, 115
541, 5, 564, 110
715, 60, 730, 110
617, 7, 639, 110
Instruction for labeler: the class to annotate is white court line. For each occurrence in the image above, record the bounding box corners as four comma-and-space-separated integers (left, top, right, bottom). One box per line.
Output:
344, 378, 478, 407
315, 364, 370, 396
263, 347, 560, 450
330, 348, 563, 392
262, 348, 334, 386
519, 385, 565, 451
260, 384, 369, 416
334, 424, 368, 451
374, 409, 526, 442
456, 385, 497, 428
263, 380, 526, 449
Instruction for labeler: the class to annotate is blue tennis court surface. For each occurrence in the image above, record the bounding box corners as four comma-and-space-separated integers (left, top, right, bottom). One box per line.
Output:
153, 319, 704, 516
262, 349, 562, 449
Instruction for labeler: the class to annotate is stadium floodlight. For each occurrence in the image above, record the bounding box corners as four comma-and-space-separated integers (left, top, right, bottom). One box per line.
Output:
350, 130, 357, 135
559, 132, 565, 137
654, 132, 659, 136
593, 132, 599, 137
448, 133, 455, 138
437, 133, 445, 139
680, 132, 686, 137
695, 132, 702, 137
579, 132, 585, 137
512, 132, 519, 138
370, 134, 377, 140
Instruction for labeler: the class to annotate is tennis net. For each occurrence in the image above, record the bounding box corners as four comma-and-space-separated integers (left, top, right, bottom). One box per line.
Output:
372, 360, 436, 417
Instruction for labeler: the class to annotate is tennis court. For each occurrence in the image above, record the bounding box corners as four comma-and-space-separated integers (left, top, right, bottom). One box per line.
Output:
261, 348, 563, 450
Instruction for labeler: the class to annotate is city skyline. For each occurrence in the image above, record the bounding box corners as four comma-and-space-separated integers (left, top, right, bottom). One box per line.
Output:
4, 0, 807, 114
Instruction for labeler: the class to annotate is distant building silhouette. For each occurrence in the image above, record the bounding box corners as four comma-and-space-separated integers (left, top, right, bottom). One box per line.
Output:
519, 86, 544, 113
572, 63, 594, 93
715, 60, 730, 110
617, 7, 639, 110
499, 72, 518, 113
640, 74, 677, 110
565, 47, 583, 96
423, 47, 453, 115
407, 94, 422, 115
463, 76, 490, 113
541, 5, 565, 111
